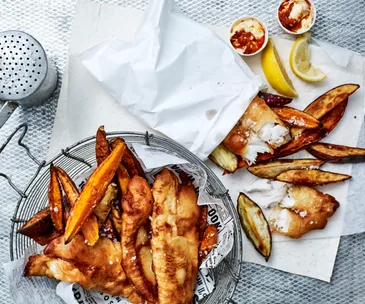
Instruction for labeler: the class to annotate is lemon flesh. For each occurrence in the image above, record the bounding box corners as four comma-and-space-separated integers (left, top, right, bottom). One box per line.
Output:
261, 38, 298, 97
290, 33, 326, 82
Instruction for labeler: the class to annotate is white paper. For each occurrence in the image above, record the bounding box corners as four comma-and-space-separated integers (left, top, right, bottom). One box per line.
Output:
7, 143, 233, 303
80, 0, 263, 160
47, 0, 365, 282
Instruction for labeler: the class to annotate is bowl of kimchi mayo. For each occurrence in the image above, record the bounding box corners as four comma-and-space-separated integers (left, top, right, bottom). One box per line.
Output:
229, 16, 268, 56
277, 0, 316, 34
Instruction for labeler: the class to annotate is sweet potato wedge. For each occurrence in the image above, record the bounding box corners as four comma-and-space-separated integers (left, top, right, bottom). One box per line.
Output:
55, 167, 78, 206
55, 166, 100, 245
237, 193, 272, 261
64, 140, 126, 243
257, 100, 348, 162
272, 106, 321, 129
276, 169, 351, 186
209, 144, 238, 173
199, 225, 218, 264
307, 143, 365, 163
257, 91, 293, 107
110, 138, 145, 178
96, 126, 110, 166
48, 164, 64, 232
247, 159, 325, 179
17, 207, 61, 246
93, 183, 118, 227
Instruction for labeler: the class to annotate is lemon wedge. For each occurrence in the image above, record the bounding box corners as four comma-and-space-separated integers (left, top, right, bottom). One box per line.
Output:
262, 38, 298, 97
290, 33, 326, 82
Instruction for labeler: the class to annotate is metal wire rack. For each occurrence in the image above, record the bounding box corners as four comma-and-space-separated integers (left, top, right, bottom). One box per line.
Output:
1, 123, 243, 304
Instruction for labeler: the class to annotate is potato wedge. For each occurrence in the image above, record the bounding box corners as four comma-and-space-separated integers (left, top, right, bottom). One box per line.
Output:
257, 100, 348, 162
276, 169, 351, 186
110, 138, 145, 178
49, 164, 64, 232
93, 183, 118, 227
258, 91, 293, 107
272, 106, 321, 129
247, 159, 325, 179
209, 144, 238, 173
111, 205, 122, 237
199, 205, 208, 239
199, 225, 218, 264
303, 84, 359, 119
17, 207, 60, 245
64, 140, 126, 243
291, 83, 358, 136
116, 164, 130, 197
307, 143, 365, 163
96, 125, 110, 166
237, 193, 272, 261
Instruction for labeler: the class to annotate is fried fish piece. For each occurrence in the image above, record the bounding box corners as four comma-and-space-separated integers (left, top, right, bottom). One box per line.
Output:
268, 185, 339, 238
223, 97, 289, 164
121, 176, 156, 303
25, 234, 143, 303
151, 169, 200, 304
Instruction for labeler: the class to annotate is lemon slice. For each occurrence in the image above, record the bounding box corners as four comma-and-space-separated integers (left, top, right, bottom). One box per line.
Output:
262, 38, 298, 97
290, 33, 326, 82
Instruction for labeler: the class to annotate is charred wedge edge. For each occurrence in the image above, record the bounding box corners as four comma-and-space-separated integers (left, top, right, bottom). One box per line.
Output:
237, 193, 272, 261
257, 91, 293, 107
247, 159, 325, 179
17, 208, 52, 238
272, 106, 321, 129
64, 140, 126, 243
49, 164, 64, 232
95, 125, 110, 166
307, 143, 365, 163
276, 169, 351, 186
55, 166, 78, 207
209, 144, 238, 173
199, 225, 218, 265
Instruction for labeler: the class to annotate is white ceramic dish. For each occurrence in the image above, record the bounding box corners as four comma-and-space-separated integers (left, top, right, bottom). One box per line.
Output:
228, 16, 269, 57
277, 0, 316, 35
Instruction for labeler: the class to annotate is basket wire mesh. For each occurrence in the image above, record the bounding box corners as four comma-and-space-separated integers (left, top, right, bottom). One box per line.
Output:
5, 124, 243, 304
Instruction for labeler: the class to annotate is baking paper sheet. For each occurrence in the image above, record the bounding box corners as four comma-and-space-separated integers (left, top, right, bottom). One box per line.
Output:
80, 0, 263, 160
4, 143, 234, 303
47, 0, 365, 281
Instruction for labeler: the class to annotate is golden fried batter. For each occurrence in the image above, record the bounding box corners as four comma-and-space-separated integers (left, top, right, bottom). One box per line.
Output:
151, 169, 200, 304
269, 186, 340, 238
121, 176, 156, 303
25, 234, 143, 303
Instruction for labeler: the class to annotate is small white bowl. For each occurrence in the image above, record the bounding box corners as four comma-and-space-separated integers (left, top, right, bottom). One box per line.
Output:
228, 16, 269, 57
277, 0, 316, 35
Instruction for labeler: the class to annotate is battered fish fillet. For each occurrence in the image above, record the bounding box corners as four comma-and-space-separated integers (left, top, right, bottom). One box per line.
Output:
269, 186, 340, 238
25, 234, 143, 303
223, 96, 289, 162
151, 169, 200, 304
121, 176, 157, 303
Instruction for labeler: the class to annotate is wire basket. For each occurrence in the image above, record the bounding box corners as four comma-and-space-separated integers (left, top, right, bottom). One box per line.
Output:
7, 128, 243, 304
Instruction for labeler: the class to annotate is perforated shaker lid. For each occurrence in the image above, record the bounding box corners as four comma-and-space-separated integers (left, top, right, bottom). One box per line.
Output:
0, 31, 48, 101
